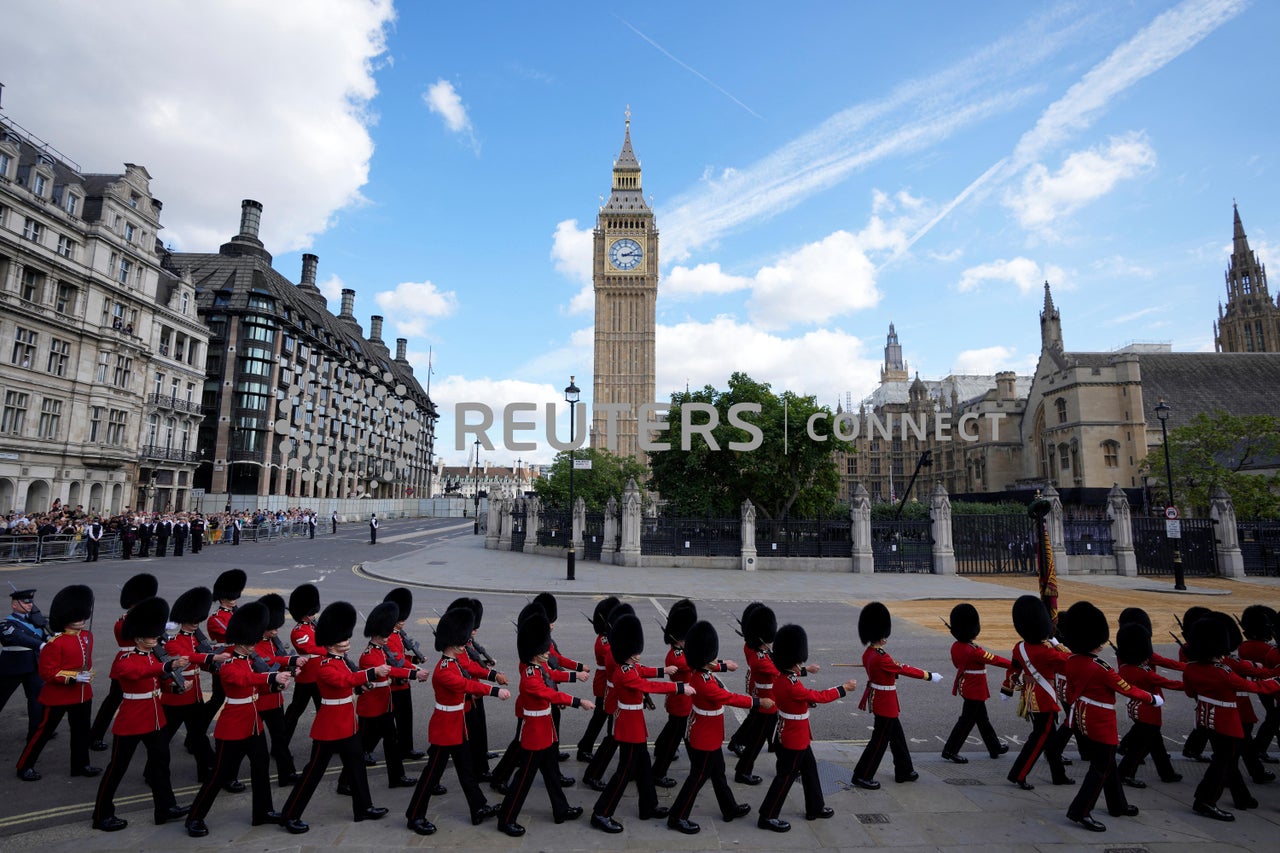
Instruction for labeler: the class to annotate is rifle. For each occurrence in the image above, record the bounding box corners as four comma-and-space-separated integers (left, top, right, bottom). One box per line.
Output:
248, 645, 285, 693
1169, 631, 1185, 650
343, 654, 370, 695
400, 630, 428, 664
154, 634, 188, 694
582, 610, 595, 631
193, 626, 225, 670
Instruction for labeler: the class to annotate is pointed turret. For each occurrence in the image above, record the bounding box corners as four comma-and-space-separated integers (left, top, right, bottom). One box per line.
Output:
880, 322, 908, 383
1040, 280, 1063, 352
1216, 202, 1278, 352
602, 108, 649, 213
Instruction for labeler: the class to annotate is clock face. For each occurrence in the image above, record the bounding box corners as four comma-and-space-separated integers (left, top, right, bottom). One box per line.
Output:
609, 238, 643, 271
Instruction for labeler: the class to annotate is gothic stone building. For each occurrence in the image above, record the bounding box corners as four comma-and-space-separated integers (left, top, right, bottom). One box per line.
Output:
1215, 203, 1279, 353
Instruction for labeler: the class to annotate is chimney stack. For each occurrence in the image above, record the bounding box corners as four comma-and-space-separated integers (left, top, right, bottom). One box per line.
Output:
339, 288, 355, 319
301, 253, 318, 287
996, 371, 1017, 401
369, 315, 384, 342
395, 338, 407, 361
238, 199, 263, 240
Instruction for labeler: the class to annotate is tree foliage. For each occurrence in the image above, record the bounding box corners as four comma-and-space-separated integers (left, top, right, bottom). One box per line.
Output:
532, 446, 648, 512
646, 372, 850, 519
1140, 409, 1280, 519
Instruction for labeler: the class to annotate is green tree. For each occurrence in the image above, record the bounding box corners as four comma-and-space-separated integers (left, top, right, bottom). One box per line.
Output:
532, 446, 648, 512
1140, 409, 1280, 519
647, 372, 851, 519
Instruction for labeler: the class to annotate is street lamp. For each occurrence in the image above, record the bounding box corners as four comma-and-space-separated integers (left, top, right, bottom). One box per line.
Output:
565, 375, 580, 581
473, 437, 481, 535
1155, 397, 1186, 591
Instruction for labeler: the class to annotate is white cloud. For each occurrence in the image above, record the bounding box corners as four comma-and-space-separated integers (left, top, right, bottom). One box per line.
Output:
430, 375, 568, 464
423, 79, 473, 135
748, 229, 889, 329
550, 219, 594, 314
664, 263, 751, 299
952, 346, 1019, 374
374, 280, 459, 337
317, 273, 346, 308
1106, 306, 1165, 326
1005, 133, 1156, 232
957, 257, 1066, 294
0, 0, 394, 253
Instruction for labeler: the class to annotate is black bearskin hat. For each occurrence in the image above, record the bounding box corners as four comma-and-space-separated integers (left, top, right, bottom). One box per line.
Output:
1217, 612, 1244, 653
170, 587, 213, 626
212, 569, 247, 602
608, 601, 635, 627
1241, 605, 1276, 642
949, 603, 980, 643
315, 601, 358, 648
447, 596, 484, 629
384, 587, 413, 621
120, 573, 159, 610
683, 620, 720, 672
592, 596, 620, 635
435, 606, 475, 652
517, 601, 545, 627
1186, 614, 1230, 662
49, 584, 94, 632
532, 592, 558, 624
1183, 606, 1211, 631
1115, 622, 1153, 666
609, 613, 645, 664
739, 601, 763, 637
517, 611, 552, 663
364, 601, 400, 639
1012, 595, 1053, 644
289, 584, 321, 621
1061, 601, 1109, 655
258, 593, 286, 631
663, 599, 698, 645
859, 601, 892, 645
121, 596, 169, 641
772, 624, 809, 671
743, 603, 777, 649
1118, 607, 1152, 635
226, 601, 270, 646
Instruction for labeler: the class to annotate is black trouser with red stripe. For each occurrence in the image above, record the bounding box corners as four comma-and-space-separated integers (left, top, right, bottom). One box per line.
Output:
338, 713, 404, 786
282, 734, 372, 822
1255, 695, 1279, 756
162, 702, 215, 778
759, 745, 823, 820
17, 700, 91, 773
593, 740, 660, 818
258, 706, 297, 782
91, 729, 177, 824
1195, 731, 1252, 808
1066, 734, 1126, 820
671, 744, 741, 822
1008, 711, 1069, 784
491, 718, 525, 788
584, 717, 616, 783
466, 697, 491, 775
734, 709, 775, 777
651, 713, 688, 778
404, 742, 489, 821
187, 733, 274, 823
576, 696, 607, 756
853, 714, 913, 782
89, 680, 122, 744
499, 743, 571, 826
282, 682, 320, 743
1117, 721, 1178, 781
389, 688, 416, 753
943, 698, 1004, 757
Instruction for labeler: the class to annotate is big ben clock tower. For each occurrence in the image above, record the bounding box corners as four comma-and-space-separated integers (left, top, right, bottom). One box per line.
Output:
592, 110, 658, 462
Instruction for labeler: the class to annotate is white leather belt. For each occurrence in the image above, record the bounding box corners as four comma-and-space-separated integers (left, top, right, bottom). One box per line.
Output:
370, 680, 390, 689
118, 646, 134, 653
753, 682, 773, 690
1199, 696, 1235, 708
435, 702, 464, 712
322, 697, 353, 706
617, 702, 644, 711
1076, 697, 1112, 709
871, 683, 896, 691
778, 710, 809, 720
124, 689, 161, 700
964, 669, 985, 674
182, 669, 199, 678
692, 706, 723, 716
225, 695, 257, 705
1236, 691, 1252, 698
523, 708, 552, 717
606, 680, 614, 688
1, 647, 34, 652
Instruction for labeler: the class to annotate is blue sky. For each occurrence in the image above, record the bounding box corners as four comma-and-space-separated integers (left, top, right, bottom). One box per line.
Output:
2, 0, 1275, 463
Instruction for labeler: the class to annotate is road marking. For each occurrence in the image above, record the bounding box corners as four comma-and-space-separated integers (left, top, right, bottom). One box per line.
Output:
650, 597, 668, 618
262, 567, 289, 574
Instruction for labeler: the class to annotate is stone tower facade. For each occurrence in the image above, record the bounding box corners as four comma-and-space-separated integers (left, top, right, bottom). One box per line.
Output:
591, 113, 658, 462
1215, 203, 1279, 352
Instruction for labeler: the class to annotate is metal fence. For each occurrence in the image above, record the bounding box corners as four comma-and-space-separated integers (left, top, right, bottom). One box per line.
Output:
0, 533, 121, 563
953, 514, 1036, 575
641, 516, 742, 557
870, 519, 933, 573
1131, 516, 1217, 577
1064, 518, 1114, 556
536, 509, 571, 548
510, 504, 527, 552
1238, 520, 1280, 577
581, 511, 605, 561
754, 516, 850, 558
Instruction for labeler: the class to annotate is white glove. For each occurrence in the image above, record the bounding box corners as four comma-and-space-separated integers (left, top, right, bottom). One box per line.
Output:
1152, 694, 1164, 707
1000, 692, 1012, 702
165, 621, 180, 634
929, 672, 944, 683
1047, 637, 1061, 647
74, 671, 92, 683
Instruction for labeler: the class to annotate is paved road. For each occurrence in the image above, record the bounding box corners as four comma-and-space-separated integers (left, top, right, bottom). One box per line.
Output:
1, 516, 1278, 851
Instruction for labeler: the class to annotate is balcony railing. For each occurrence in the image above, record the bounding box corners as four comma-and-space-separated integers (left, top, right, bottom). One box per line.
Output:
147, 393, 203, 414
139, 444, 202, 462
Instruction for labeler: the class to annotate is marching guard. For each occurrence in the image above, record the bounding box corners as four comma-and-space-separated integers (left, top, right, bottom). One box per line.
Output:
89, 572, 158, 751
653, 599, 728, 789
582, 601, 636, 790
283, 583, 322, 743
253, 594, 306, 786
1003, 595, 1074, 789
575, 596, 619, 762
1238, 605, 1280, 761
383, 587, 429, 759
941, 602, 1011, 763
1115, 621, 1184, 786
162, 586, 227, 782
729, 602, 780, 787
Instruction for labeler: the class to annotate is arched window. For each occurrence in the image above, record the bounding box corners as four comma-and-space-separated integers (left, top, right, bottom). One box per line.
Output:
1055, 398, 1067, 424
1101, 440, 1120, 468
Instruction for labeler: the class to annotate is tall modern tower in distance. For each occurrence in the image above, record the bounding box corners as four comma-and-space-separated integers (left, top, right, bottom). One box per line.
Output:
592, 111, 658, 463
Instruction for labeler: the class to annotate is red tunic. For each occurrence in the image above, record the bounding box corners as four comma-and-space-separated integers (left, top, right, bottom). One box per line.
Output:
600, 657, 621, 714
664, 647, 694, 715
511, 662, 571, 721
251, 638, 296, 712
1151, 651, 1186, 672
950, 641, 1011, 701
109, 649, 168, 736
548, 638, 583, 674
37, 629, 94, 706
111, 615, 127, 652
1118, 662, 1182, 726
859, 646, 928, 717
1064, 653, 1153, 745
290, 621, 320, 684
774, 671, 845, 750
206, 606, 233, 645
517, 663, 577, 750
215, 654, 274, 739
356, 643, 414, 718
162, 631, 211, 705
1184, 660, 1280, 738
590, 635, 609, 697
1224, 656, 1278, 726
310, 654, 376, 741
687, 670, 757, 751
428, 656, 501, 746
385, 631, 411, 693
1005, 640, 1070, 714
611, 662, 680, 744
743, 646, 779, 716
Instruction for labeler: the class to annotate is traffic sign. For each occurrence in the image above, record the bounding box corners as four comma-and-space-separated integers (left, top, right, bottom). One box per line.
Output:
1164, 505, 1179, 520
1166, 519, 1182, 539
573, 459, 592, 470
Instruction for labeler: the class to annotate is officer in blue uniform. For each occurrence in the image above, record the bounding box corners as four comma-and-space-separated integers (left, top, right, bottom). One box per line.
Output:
0, 589, 51, 740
